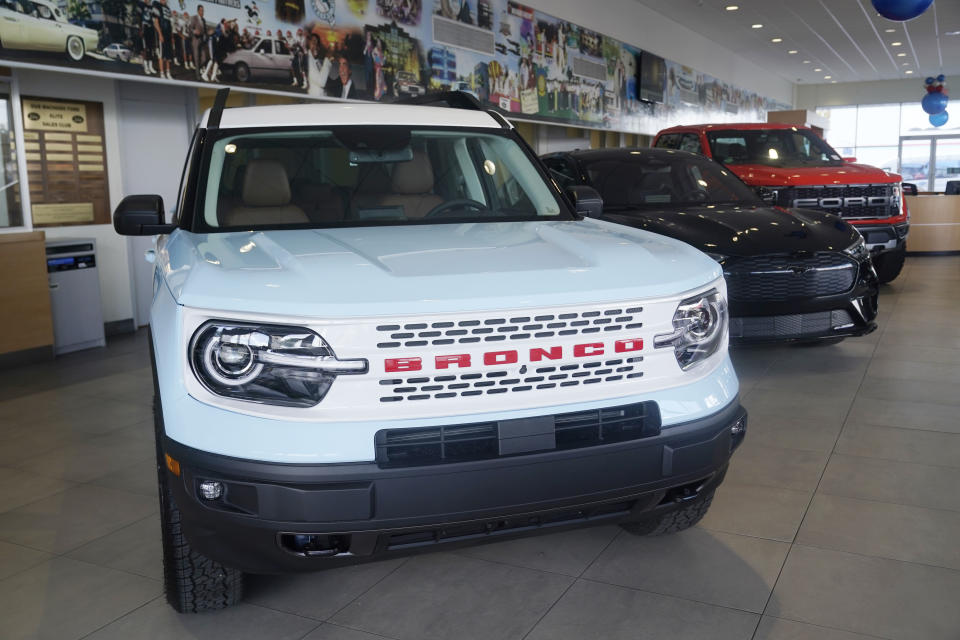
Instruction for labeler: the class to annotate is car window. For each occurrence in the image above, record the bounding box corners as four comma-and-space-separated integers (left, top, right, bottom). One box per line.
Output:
679, 134, 702, 154
707, 129, 843, 167
654, 133, 681, 149
254, 40, 272, 54
583, 154, 760, 207
35, 2, 53, 18
543, 156, 578, 189
275, 39, 289, 55
200, 127, 568, 230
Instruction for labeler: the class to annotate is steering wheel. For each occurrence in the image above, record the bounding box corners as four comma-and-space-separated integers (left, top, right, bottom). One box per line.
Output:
425, 199, 492, 219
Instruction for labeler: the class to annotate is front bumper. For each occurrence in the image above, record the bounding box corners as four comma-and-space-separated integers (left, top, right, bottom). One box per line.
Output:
853, 222, 909, 255
728, 256, 879, 343
163, 398, 746, 574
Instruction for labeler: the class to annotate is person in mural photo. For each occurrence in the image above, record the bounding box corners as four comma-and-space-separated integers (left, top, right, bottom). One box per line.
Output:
189, 5, 208, 80
372, 38, 385, 100
180, 10, 195, 69
153, 0, 174, 80
139, 0, 158, 76
363, 30, 374, 95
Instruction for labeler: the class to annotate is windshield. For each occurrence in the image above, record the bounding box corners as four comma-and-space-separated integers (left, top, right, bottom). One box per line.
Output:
706, 129, 843, 167
199, 127, 566, 230
582, 154, 761, 208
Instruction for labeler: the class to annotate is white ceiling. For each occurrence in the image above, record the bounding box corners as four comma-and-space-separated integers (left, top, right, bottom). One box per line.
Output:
632, 0, 960, 84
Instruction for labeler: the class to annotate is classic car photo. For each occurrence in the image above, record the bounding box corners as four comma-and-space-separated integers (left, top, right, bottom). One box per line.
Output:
103, 42, 133, 62
222, 36, 293, 83
0, 0, 98, 61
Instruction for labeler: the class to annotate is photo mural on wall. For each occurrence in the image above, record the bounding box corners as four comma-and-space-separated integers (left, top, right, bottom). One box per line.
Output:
0, 0, 790, 134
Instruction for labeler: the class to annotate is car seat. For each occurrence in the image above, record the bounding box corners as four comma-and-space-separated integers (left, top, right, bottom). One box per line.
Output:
221, 160, 308, 227
375, 150, 443, 218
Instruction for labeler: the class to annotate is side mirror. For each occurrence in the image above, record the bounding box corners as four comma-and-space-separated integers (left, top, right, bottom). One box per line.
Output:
113, 195, 175, 236
902, 183, 919, 196
843, 156, 858, 163
566, 185, 604, 218
755, 186, 777, 204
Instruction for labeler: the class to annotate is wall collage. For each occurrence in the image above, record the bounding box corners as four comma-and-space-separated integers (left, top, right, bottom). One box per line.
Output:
0, 0, 791, 135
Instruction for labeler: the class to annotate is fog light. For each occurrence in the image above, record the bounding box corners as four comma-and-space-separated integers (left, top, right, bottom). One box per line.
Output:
199, 481, 223, 500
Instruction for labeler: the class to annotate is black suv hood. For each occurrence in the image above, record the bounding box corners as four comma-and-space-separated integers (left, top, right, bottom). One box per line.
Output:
599, 204, 861, 257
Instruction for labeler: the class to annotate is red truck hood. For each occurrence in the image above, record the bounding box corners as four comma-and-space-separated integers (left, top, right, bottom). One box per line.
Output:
726, 162, 901, 187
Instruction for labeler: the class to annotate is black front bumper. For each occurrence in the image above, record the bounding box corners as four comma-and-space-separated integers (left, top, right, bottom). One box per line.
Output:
853, 222, 909, 256
728, 255, 879, 343
163, 399, 746, 574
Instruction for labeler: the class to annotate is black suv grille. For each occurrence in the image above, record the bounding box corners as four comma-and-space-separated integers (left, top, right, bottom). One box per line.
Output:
374, 401, 661, 468
724, 253, 858, 302
777, 184, 898, 220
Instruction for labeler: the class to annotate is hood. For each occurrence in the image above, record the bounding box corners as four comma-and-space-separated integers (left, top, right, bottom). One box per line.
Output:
600, 204, 861, 258
160, 219, 721, 318
725, 162, 901, 187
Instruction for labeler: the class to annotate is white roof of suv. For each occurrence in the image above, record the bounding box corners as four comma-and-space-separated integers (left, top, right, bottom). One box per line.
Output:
198, 102, 504, 130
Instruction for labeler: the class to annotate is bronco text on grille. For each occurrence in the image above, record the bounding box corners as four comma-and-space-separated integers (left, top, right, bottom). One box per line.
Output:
781, 184, 899, 220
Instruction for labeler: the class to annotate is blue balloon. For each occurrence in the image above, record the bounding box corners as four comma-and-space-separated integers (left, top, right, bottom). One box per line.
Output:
930, 111, 949, 127
871, 0, 934, 21
937, 74, 946, 83
922, 91, 948, 115
925, 76, 936, 85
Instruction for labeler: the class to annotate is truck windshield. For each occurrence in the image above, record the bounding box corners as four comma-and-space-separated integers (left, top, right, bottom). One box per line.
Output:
198, 127, 567, 230
706, 129, 843, 168
582, 154, 761, 208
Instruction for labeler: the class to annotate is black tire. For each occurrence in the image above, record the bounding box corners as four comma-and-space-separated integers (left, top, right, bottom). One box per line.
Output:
234, 62, 250, 82
66, 35, 85, 62
874, 245, 906, 284
619, 490, 715, 536
151, 340, 243, 612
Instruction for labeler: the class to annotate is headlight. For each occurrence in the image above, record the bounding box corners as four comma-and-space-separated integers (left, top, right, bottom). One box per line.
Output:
190, 322, 367, 407
892, 183, 902, 214
654, 289, 727, 370
844, 235, 868, 261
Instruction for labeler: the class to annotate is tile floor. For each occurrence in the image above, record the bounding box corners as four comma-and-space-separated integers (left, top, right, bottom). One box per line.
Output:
1, 256, 959, 640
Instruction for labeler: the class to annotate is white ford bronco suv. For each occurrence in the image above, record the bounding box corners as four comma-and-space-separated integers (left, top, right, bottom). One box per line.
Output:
114, 91, 746, 612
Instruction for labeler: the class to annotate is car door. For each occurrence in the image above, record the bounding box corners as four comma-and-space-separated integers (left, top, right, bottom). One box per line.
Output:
270, 39, 291, 77
250, 38, 273, 75
0, 3, 27, 47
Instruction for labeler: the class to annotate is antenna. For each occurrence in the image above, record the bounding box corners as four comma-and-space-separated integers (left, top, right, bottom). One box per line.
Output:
207, 88, 230, 129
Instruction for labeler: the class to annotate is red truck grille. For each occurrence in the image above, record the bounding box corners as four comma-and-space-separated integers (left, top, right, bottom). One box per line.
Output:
780, 184, 899, 220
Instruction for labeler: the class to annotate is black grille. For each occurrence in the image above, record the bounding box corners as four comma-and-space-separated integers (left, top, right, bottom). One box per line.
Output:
730, 310, 854, 339
375, 305, 643, 349
777, 184, 898, 220
375, 401, 661, 468
724, 253, 857, 302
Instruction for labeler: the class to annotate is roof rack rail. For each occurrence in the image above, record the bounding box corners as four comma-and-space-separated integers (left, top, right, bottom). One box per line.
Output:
207, 87, 230, 129
394, 90, 483, 111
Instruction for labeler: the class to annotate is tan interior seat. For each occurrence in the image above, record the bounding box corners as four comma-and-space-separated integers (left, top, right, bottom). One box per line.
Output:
221, 160, 309, 227
375, 151, 444, 218
295, 183, 346, 223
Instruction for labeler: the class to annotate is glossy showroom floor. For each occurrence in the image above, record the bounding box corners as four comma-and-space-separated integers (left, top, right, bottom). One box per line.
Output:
1, 257, 959, 640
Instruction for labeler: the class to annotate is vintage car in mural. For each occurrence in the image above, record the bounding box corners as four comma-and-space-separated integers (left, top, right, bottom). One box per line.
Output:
655, 123, 909, 284
113, 93, 746, 611
543, 147, 879, 344
393, 70, 426, 97
222, 36, 293, 83
103, 43, 133, 63
0, 0, 98, 62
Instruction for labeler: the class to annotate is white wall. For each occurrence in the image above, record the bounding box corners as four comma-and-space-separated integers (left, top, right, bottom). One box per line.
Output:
525, 0, 795, 106
16, 69, 132, 325
795, 79, 920, 109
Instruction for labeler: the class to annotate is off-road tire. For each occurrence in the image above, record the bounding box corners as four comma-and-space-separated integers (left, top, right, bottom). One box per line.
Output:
151, 336, 243, 612
874, 245, 906, 284
619, 490, 715, 536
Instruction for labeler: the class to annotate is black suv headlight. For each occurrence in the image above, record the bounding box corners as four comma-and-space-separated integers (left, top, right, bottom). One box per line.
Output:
844, 236, 869, 261
654, 289, 727, 370
190, 322, 367, 407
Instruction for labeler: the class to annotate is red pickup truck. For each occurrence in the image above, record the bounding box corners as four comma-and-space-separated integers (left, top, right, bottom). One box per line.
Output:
653, 123, 908, 283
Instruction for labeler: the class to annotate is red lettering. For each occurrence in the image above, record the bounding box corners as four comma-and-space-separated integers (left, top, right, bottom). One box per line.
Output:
435, 354, 471, 369
384, 357, 422, 372
574, 343, 604, 357
484, 350, 518, 366
615, 338, 643, 353
529, 346, 562, 362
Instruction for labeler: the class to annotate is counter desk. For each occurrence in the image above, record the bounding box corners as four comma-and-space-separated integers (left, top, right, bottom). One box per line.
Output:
905, 194, 960, 254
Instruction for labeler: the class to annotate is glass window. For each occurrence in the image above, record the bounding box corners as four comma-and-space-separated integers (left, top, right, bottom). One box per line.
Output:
678, 133, 702, 154
654, 133, 681, 149
582, 154, 759, 208
855, 104, 900, 147
0, 90, 23, 229
934, 138, 960, 192
254, 40, 272, 54
275, 40, 289, 55
706, 129, 842, 167
201, 128, 566, 230
543, 156, 578, 189
855, 146, 900, 175
821, 106, 857, 149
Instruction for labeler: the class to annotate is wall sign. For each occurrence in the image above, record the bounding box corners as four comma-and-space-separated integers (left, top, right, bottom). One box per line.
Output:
0, 1, 788, 136
22, 98, 109, 228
